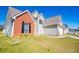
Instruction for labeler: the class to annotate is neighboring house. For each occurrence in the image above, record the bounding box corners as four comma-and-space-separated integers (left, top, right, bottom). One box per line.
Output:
69, 28, 79, 34
3, 7, 44, 36
43, 15, 64, 36
68, 29, 76, 34
63, 24, 69, 34
76, 28, 79, 34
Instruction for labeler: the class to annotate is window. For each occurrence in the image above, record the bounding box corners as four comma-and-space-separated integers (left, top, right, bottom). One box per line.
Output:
39, 20, 43, 24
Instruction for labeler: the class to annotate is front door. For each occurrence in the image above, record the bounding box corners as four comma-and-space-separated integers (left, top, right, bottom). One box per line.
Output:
22, 22, 29, 33
24, 23, 29, 33
22, 21, 31, 34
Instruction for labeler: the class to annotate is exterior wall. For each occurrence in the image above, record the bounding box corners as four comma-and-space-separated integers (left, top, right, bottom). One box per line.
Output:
2, 29, 6, 35
44, 26, 64, 36
33, 18, 44, 35
7, 20, 13, 36
57, 26, 64, 35
32, 13, 44, 35
3, 20, 13, 36
37, 15, 44, 35
13, 12, 35, 36
64, 28, 68, 34
44, 28, 58, 35
38, 24, 44, 35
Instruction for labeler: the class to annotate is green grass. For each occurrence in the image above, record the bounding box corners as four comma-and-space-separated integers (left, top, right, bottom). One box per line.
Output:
0, 31, 79, 53
75, 34, 79, 37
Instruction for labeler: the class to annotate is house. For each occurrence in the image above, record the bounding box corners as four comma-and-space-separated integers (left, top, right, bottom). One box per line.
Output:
69, 28, 79, 34
3, 7, 45, 36
76, 28, 79, 34
68, 29, 76, 34
43, 15, 64, 36
3, 7, 66, 36
63, 24, 69, 34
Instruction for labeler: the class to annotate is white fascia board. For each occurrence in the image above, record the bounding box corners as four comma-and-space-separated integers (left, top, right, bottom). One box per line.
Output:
12, 10, 35, 22
12, 10, 29, 19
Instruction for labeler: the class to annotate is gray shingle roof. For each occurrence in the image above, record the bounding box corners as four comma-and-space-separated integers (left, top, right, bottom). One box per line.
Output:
5, 7, 22, 26
44, 15, 63, 26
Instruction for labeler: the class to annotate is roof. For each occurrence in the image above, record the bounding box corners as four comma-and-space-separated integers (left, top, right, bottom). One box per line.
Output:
5, 7, 22, 26
12, 10, 30, 19
12, 10, 36, 22
31, 10, 45, 21
31, 10, 39, 19
8, 7, 22, 18
44, 15, 62, 26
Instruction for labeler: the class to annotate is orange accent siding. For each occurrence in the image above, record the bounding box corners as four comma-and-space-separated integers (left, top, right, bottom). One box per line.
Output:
13, 12, 35, 36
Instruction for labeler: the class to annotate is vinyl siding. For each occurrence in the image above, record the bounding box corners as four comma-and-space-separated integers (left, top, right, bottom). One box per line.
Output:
44, 28, 58, 35
57, 26, 64, 35
3, 20, 13, 36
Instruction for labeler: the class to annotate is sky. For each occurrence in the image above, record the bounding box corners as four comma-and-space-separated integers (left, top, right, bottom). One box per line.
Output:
0, 6, 79, 29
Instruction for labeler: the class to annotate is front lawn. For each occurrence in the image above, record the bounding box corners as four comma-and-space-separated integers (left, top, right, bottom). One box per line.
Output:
65, 34, 79, 37
0, 32, 79, 53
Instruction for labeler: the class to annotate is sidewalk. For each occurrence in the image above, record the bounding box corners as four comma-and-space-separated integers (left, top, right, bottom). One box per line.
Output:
67, 36, 79, 39
44, 35, 79, 39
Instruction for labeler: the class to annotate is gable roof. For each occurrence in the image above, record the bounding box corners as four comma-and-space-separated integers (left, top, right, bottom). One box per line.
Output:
31, 10, 45, 21
5, 7, 22, 26
12, 10, 30, 19
44, 15, 62, 26
12, 10, 35, 22
8, 7, 22, 18
31, 10, 39, 19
